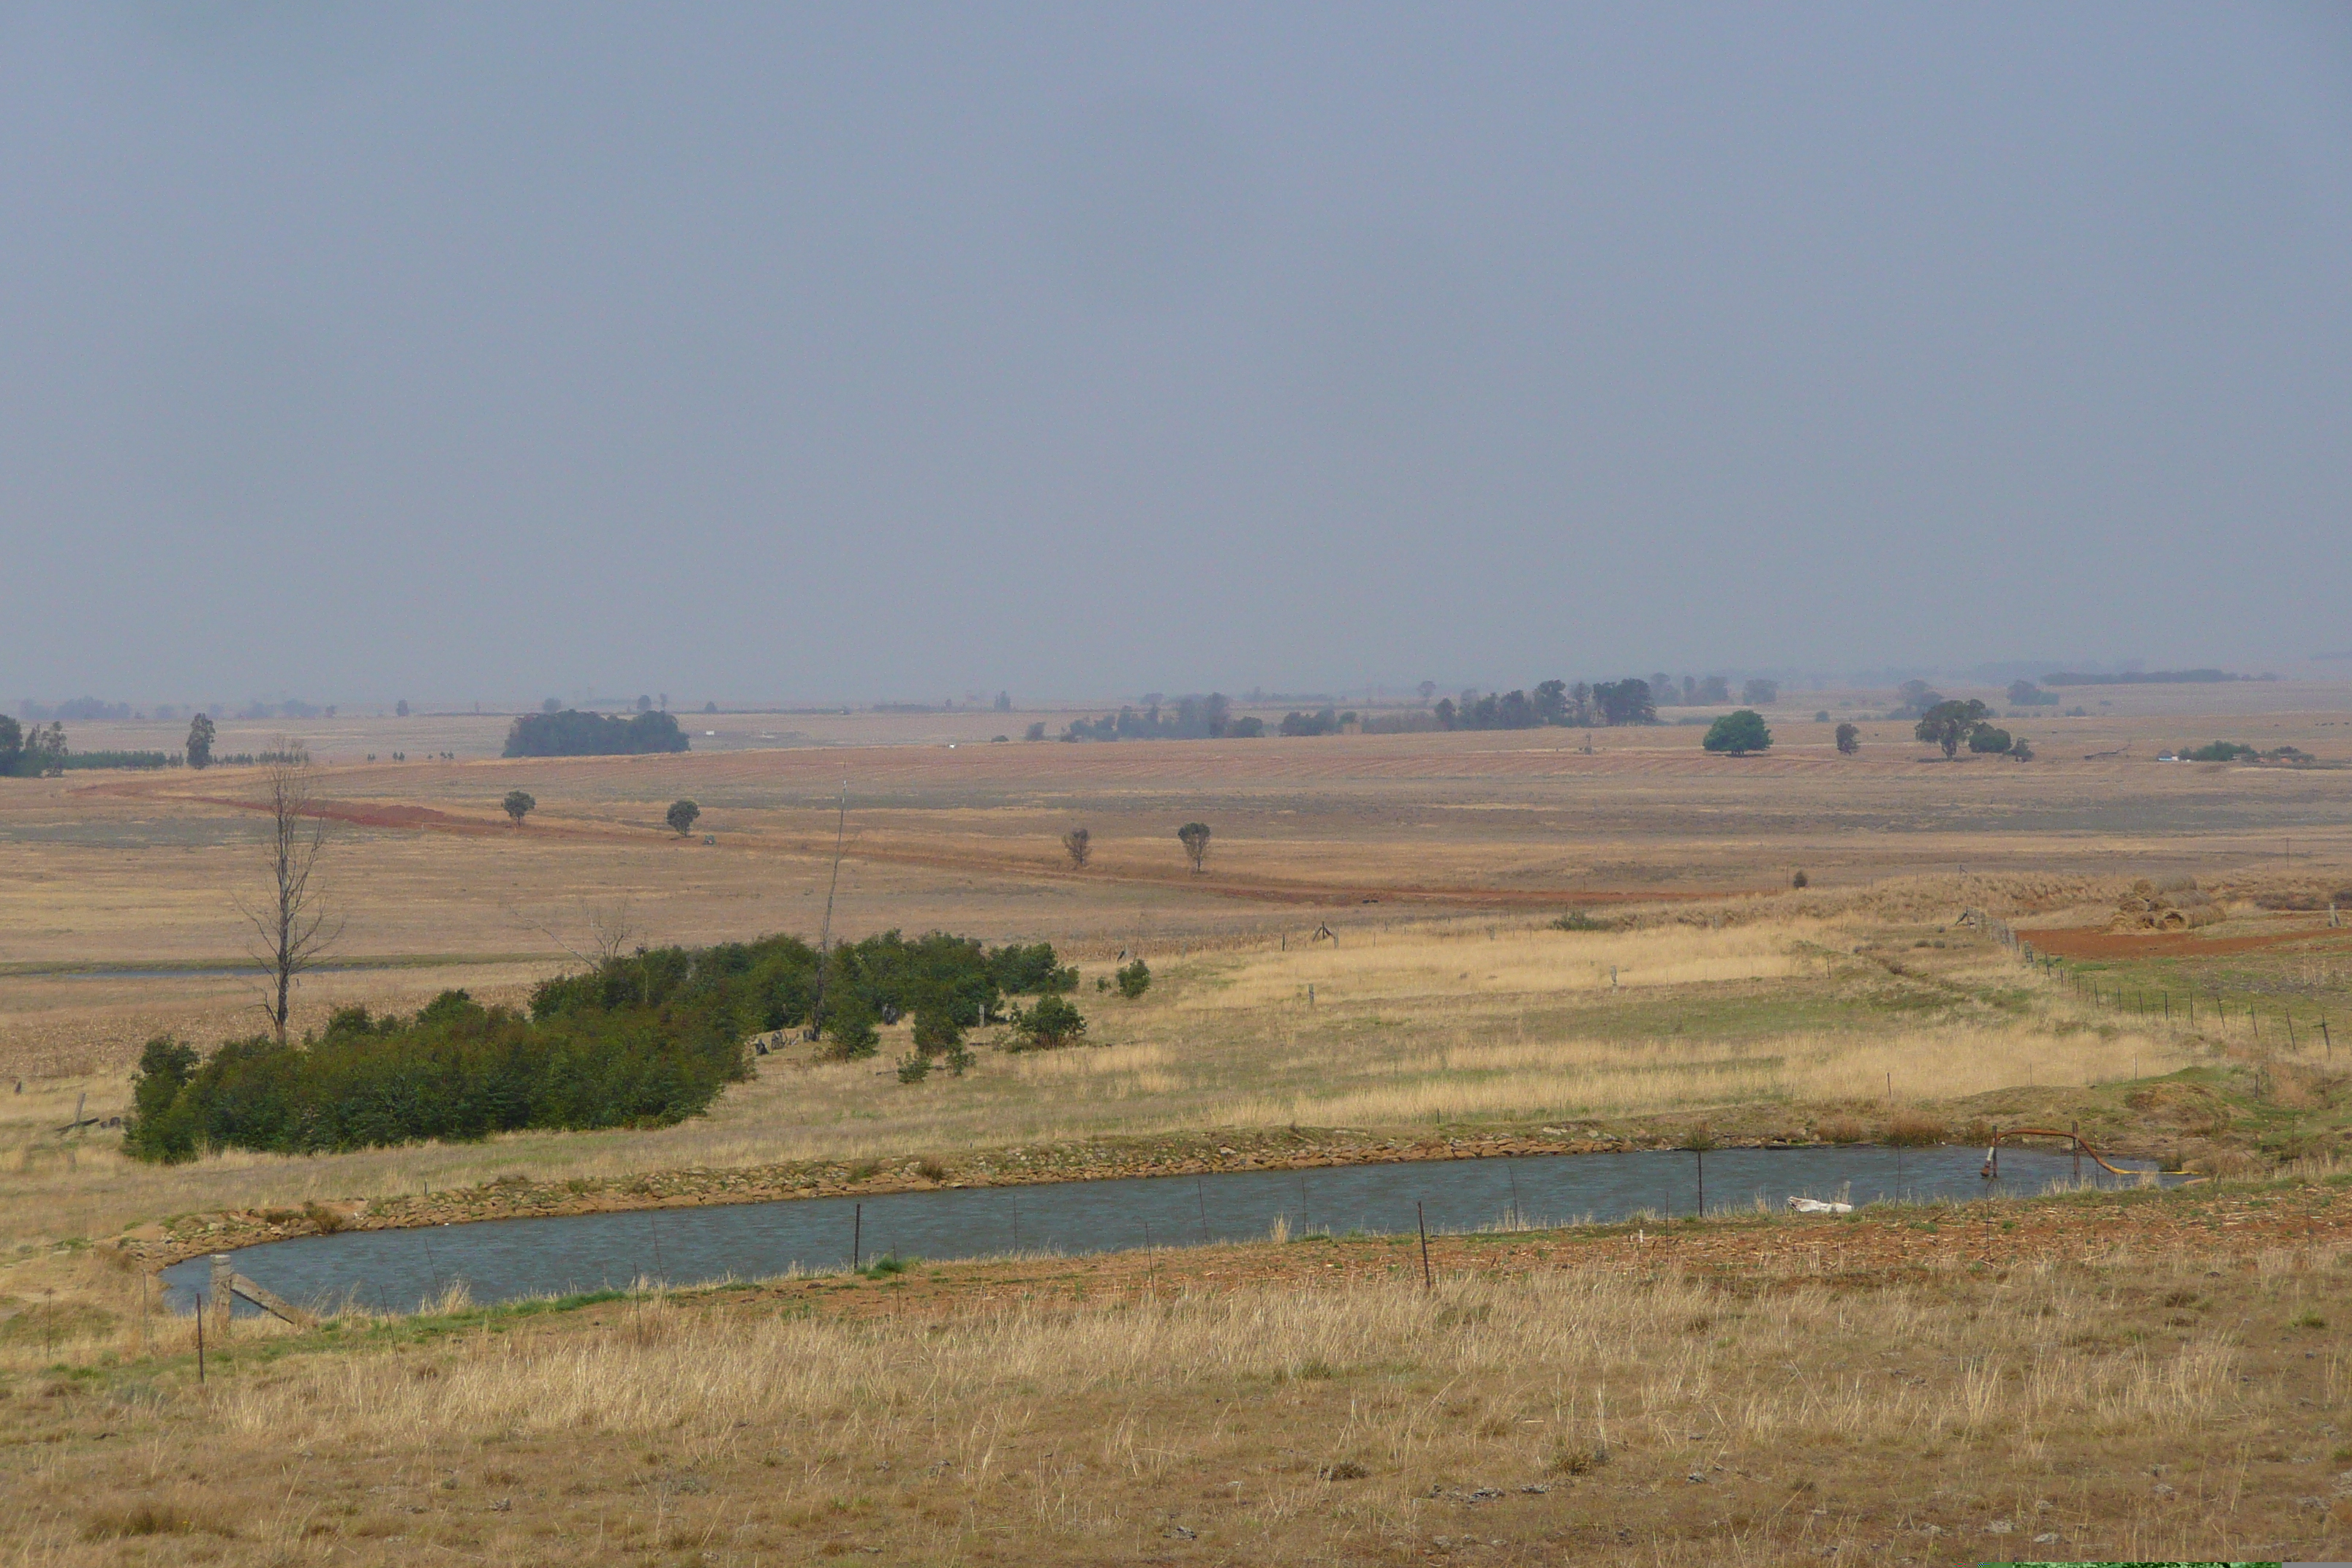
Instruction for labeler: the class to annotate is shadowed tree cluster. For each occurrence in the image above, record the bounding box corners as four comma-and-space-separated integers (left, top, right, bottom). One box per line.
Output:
503, 709, 689, 758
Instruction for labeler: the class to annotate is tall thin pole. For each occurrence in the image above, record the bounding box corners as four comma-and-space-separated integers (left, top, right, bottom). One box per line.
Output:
851, 1203, 861, 1273
1417, 1202, 1432, 1289
810, 783, 848, 1031
1196, 1176, 1209, 1243
195, 1294, 206, 1384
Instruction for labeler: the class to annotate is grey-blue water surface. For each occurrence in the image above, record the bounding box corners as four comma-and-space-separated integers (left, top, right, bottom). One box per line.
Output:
162, 1144, 2163, 1316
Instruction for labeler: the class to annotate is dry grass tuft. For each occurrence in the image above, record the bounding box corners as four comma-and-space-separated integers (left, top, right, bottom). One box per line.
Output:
81, 1494, 240, 1541
1883, 1112, 1948, 1147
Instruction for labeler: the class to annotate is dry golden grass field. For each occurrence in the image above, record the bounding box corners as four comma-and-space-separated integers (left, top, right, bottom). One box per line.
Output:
7, 690, 2352, 1561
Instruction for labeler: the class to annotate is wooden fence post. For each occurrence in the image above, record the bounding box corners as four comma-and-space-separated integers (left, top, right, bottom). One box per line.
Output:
209, 1254, 234, 1341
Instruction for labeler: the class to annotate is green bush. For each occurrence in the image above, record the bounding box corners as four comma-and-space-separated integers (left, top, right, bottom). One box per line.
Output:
2183, 741, 2255, 762
1967, 725, 2013, 754
1115, 959, 1151, 999
1006, 994, 1088, 1051
121, 992, 746, 1162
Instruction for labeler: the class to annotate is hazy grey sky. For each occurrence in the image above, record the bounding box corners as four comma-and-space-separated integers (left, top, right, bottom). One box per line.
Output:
5, 3, 2348, 705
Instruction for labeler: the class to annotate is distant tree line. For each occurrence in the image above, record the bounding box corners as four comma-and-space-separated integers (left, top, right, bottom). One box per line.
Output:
1060, 695, 1263, 742
2043, 669, 2262, 686
504, 708, 690, 758
1432, 678, 1666, 730
121, 928, 1087, 1161
1278, 707, 1358, 736
0, 717, 171, 777
16, 697, 132, 722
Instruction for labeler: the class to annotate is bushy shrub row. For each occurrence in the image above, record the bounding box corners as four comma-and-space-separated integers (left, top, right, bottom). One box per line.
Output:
122, 990, 745, 1162
123, 929, 1082, 1161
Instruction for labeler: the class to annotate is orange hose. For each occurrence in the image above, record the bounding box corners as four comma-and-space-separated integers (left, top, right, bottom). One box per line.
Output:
1990, 1126, 2197, 1181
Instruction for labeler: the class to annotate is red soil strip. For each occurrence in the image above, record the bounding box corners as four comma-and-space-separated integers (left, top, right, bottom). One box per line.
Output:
2026, 924, 2352, 960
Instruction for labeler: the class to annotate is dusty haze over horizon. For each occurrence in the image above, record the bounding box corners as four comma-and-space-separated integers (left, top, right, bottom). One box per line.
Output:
4, 4, 2349, 708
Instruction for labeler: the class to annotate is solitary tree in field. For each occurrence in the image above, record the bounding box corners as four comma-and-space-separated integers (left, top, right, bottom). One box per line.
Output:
1061, 826, 1091, 868
1835, 722, 1860, 755
1177, 821, 1211, 875
1701, 709, 1772, 755
395, 699, 410, 717
666, 799, 701, 837
502, 789, 536, 827
542, 697, 562, 714
185, 712, 216, 770
1741, 678, 1779, 706
237, 741, 343, 1044
1915, 698, 1991, 759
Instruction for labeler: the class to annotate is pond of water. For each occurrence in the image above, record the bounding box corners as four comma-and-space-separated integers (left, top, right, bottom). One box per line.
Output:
163, 1142, 2163, 1316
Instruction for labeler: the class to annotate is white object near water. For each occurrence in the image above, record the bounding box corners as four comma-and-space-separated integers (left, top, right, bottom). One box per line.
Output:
1785, 1196, 1853, 1215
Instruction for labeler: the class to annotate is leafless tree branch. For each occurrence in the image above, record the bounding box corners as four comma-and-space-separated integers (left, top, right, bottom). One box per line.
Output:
233, 739, 344, 1043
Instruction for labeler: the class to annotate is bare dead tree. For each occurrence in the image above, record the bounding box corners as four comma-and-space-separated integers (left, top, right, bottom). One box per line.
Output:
1061, 826, 1091, 869
502, 894, 636, 970
235, 740, 344, 1044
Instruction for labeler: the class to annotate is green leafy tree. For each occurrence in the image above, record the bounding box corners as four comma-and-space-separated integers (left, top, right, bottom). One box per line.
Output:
502, 789, 537, 826
185, 712, 216, 770
1835, 722, 1860, 755
1177, 821, 1211, 874
0, 715, 20, 778
1967, 725, 2013, 755
1914, 698, 1990, 758
395, 698, 410, 717
911, 1008, 965, 1055
1116, 958, 1151, 998
1701, 709, 1772, 755
1741, 678, 1779, 706
121, 1036, 201, 1162
1591, 679, 1656, 725
1006, 993, 1088, 1050
1891, 680, 1943, 718
666, 799, 701, 837
820, 992, 879, 1058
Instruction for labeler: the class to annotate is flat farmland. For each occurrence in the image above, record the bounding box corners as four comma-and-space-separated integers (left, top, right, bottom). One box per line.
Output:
10, 698, 2352, 1564
9, 700, 2352, 1080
